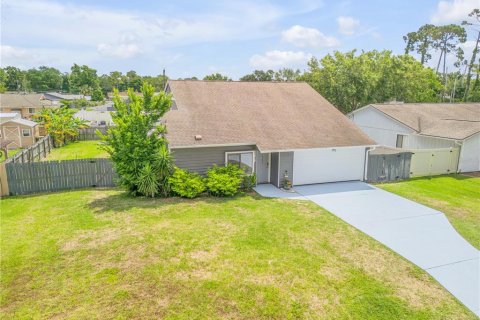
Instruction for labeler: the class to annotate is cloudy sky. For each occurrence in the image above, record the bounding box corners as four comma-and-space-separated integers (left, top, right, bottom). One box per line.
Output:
1, 0, 478, 79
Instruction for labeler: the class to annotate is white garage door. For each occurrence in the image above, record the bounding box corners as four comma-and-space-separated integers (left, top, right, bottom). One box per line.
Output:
293, 147, 366, 185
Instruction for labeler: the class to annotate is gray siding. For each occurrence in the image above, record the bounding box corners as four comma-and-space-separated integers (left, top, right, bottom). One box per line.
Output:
270, 152, 279, 187
171, 145, 256, 175
279, 152, 294, 187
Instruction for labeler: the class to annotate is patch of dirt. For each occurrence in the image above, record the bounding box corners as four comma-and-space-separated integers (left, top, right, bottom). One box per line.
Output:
462, 171, 480, 178
61, 228, 122, 251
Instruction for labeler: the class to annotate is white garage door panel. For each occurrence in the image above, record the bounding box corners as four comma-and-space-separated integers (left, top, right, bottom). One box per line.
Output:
293, 147, 366, 185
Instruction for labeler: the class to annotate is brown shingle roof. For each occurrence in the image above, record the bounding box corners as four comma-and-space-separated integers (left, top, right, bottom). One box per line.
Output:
164, 81, 374, 151
370, 103, 480, 140
0, 93, 55, 109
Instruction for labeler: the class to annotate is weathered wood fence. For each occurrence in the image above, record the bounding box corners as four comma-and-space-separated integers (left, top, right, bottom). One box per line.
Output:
5, 135, 53, 164
5, 158, 116, 195
77, 126, 109, 141
367, 149, 413, 183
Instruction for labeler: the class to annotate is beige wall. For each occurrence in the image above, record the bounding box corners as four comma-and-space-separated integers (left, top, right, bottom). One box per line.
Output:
0, 123, 37, 149
1, 107, 37, 120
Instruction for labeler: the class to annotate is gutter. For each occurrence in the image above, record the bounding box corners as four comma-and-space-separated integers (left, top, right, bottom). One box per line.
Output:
454, 140, 463, 173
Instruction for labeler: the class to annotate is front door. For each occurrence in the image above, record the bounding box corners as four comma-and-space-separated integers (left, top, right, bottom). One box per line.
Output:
256, 152, 270, 183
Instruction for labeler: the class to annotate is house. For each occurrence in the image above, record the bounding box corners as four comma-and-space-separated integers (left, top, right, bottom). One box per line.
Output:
43, 92, 90, 101
0, 112, 21, 124
0, 93, 55, 119
349, 103, 480, 173
164, 80, 375, 187
74, 103, 114, 126
0, 118, 39, 149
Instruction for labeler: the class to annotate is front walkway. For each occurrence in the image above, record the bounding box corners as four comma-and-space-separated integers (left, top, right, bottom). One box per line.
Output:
254, 182, 480, 316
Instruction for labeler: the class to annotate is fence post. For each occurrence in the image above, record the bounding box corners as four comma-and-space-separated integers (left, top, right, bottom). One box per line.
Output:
0, 163, 9, 197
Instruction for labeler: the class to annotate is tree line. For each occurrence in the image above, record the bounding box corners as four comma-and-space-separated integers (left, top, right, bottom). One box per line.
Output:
1, 9, 478, 112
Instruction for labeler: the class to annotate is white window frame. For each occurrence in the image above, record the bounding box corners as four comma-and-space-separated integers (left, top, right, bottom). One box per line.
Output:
396, 134, 406, 148
22, 128, 31, 137
225, 150, 256, 175
28, 108, 36, 114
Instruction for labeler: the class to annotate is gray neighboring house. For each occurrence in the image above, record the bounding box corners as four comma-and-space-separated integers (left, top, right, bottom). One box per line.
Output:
349, 103, 480, 173
43, 92, 91, 101
164, 80, 375, 187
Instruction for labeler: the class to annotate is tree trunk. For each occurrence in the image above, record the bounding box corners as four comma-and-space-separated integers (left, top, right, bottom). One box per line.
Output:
464, 31, 480, 101
442, 43, 447, 84
436, 49, 443, 73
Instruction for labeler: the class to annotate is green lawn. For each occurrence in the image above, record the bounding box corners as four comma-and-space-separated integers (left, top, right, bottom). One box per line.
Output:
378, 175, 480, 249
1, 190, 475, 319
45, 141, 109, 160
0, 149, 20, 162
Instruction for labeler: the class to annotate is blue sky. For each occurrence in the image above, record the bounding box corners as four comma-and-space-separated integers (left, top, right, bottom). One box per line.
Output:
1, 0, 478, 79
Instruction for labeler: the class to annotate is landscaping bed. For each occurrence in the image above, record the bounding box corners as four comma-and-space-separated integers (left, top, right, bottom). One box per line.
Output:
0, 189, 475, 319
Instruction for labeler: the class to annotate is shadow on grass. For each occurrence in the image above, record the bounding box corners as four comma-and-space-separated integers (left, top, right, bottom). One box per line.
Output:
87, 189, 272, 214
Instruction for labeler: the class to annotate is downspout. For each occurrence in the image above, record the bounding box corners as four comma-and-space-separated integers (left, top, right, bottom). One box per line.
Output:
455, 140, 463, 173
364, 146, 377, 181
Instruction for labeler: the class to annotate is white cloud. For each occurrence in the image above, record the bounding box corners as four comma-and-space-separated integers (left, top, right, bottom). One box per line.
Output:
249, 50, 312, 68
97, 33, 144, 59
337, 16, 360, 35
431, 0, 478, 24
0, 45, 33, 60
281, 25, 339, 48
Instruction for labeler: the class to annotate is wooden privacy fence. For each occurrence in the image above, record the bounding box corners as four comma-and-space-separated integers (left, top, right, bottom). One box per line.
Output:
6, 135, 53, 164
409, 148, 459, 177
367, 148, 413, 183
5, 158, 116, 195
77, 126, 109, 141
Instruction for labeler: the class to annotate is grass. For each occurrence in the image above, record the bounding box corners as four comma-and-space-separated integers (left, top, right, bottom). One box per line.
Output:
45, 141, 109, 160
378, 175, 480, 250
0, 149, 20, 162
1, 189, 475, 319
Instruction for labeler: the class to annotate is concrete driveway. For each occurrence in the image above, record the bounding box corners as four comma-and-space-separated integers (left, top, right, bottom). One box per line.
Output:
254, 182, 480, 316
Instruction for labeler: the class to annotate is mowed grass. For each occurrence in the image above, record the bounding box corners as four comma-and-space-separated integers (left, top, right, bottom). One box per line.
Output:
0, 190, 475, 319
378, 175, 480, 249
0, 149, 20, 162
45, 141, 109, 160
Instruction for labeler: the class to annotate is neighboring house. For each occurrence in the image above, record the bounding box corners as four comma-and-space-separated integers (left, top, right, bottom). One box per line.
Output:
0, 112, 21, 124
43, 92, 91, 101
0, 118, 39, 149
349, 103, 480, 173
0, 93, 55, 119
164, 80, 375, 187
74, 103, 114, 126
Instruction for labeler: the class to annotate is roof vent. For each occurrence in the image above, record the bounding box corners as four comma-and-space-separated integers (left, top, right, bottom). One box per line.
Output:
194, 135, 202, 141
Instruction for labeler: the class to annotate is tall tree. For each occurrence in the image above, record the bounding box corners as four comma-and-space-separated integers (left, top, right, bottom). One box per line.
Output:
403, 24, 437, 64
3, 66, 25, 91
304, 50, 443, 113
99, 84, 173, 197
462, 8, 480, 101
274, 68, 301, 81
203, 73, 231, 81
240, 70, 274, 81
69, 64, 100, 95
125, 70, 143, 91
432, 24, 467, 83
26, 66, 63, 92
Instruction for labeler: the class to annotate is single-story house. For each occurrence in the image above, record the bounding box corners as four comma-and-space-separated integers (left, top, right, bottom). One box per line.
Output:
164, 80, 375, 187
0, 118, 39, 149
348, 103, 480, 173
43, 92, 91, 101
0, 93, 55, 119
74, 103, 114, 126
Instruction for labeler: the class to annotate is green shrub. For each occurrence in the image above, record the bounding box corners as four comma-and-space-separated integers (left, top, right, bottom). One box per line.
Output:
242, 173, 256, 191
206, 164, 243, 197
169, 168, 205, 198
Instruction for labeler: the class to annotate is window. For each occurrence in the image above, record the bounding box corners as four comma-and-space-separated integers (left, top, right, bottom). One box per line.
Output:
396, 134, 405, 148
226, 151, 255, 174
22, 129, 31, 137
28, 108, 35, 114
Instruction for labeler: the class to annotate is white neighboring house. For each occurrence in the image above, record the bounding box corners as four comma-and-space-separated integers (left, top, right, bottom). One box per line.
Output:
74, 103, 114, 126
349, 103, 480, 173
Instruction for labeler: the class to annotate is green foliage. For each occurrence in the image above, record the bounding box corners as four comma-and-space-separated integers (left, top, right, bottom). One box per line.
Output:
242, 173, 256, 191
206, 164, 244, 197
304, 50, 443, 113
240, 70, 275, 81
69, 64, 100, 95
34, 107, 89, 146
169, 168, 206, 198
136, 163, 160, 198
25, 66, 63, 92
403, 24, 437, 64
99, 83, 174, 197
91, 87, 104, 102
203, 73, 231, 81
